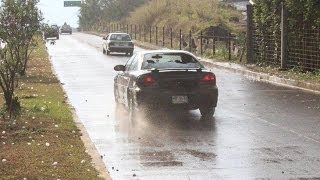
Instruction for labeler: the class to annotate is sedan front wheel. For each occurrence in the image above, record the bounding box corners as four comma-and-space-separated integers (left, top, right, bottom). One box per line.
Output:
200, 107, 215, 119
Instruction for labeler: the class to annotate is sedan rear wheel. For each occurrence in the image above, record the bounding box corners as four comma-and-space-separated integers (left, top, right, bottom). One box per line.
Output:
128, 97, 137, 121
200, 107, 215, 120
106, 50, 110, 55
103, 48, 106, 54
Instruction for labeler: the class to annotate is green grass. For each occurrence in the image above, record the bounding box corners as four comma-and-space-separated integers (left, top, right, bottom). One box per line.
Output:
0, 38, 103, 179
246, 65, 320, 85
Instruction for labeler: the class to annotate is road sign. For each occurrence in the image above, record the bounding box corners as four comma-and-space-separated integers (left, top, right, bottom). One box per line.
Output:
64, 1, 81, 7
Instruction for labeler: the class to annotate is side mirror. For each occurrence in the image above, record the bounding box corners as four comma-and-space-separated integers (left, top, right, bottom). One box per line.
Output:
102, 37, 106, 40
114, 65, 125, 71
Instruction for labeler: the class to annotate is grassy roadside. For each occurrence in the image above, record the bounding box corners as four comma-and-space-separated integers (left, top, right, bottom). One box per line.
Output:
245, 65, 320, 85
0, 39, 103, 179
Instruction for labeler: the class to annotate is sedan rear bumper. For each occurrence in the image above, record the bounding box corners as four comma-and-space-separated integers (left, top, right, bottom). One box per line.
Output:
134, 86, 218, 110
108, 47, 134, 53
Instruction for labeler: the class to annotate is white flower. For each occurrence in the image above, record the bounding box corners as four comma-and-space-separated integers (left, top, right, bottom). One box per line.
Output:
54, 125, 59, 128
45, 142, 50, 147
32, 117, 35, 120
81, 160, 85, 164
27, 143, 31, 145
52, 162, 58, 166
2, 131, 5, 134
2, 159, 7, 162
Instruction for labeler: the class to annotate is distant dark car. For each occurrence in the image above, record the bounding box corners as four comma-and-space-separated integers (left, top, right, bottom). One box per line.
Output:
102, 32, 134, 56
44, 25, 59, 40
60, 23, 72, 34
113, 50, 218, 119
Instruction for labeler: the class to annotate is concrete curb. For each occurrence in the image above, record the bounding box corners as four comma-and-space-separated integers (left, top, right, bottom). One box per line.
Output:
85, 31, 320, 94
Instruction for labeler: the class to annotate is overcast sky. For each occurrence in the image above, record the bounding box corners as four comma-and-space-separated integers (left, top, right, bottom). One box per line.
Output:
38, 0, 80, 27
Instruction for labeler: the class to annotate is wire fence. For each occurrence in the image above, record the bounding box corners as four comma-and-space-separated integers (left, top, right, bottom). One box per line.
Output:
103, 24, 246, 62
288, 26, 320, 71
250, 5, 320, 71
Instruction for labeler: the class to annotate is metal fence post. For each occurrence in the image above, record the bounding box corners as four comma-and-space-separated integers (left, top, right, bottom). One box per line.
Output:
149, 26, 152, 43
200, 31, 203, 56
162, 26, 165, 47
246, 4, 254, 63
281, 2, 288, 69
179, 29, 182, 50
134, 25, 137, 40
156, 26, 158, 45
228, 33, 232, 61
213, 37, 216, 55
170, 28, 173, 48
144, 25, 146, 42
189, 30, 192, 52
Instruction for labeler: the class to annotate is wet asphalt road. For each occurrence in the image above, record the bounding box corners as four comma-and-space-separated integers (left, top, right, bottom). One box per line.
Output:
47, 33, 320, 179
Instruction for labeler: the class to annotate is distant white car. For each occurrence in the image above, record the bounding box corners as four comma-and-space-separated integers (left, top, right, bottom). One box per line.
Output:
102, 32, 134, 56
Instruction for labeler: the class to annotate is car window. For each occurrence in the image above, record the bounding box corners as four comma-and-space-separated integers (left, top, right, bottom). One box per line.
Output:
110, 34, 131, 41
125, 54, 137, 71
128, 55, 140, 71
141, 53, 203, 69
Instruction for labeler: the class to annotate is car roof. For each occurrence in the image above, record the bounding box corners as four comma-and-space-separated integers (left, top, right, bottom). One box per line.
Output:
136, 50, 196, 56
109, 32, 129, 35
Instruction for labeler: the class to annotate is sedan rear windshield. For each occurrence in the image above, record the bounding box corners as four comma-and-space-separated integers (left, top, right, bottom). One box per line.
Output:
142, 53, 203, 69
110, 34, 131, 41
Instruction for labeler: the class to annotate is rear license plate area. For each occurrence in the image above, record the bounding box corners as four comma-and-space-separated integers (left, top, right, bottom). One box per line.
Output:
172, 96, 188, 104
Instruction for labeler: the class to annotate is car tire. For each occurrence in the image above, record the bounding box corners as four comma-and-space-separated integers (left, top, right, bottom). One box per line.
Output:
128, 96, 137, 121
106, 50, 110, 55
103, 48, 106, 54
56, 36, 59, 40
200, 107, 215, 119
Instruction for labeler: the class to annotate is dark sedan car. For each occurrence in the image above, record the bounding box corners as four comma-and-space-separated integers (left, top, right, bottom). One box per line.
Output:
113, 50, 218, 119
44, 25, 59, 40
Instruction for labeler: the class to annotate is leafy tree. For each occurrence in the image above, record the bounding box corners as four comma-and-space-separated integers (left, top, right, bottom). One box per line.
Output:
79, 0, 147, 30
0, 0, 42, 117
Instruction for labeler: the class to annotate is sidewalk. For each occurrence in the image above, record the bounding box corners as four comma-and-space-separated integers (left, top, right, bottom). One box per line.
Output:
87, 31, 320, 95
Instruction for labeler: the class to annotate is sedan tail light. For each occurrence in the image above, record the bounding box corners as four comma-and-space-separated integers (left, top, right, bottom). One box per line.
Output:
137, 74, 156, 87
201, 73, 216, 84
143, 74, 156, 85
